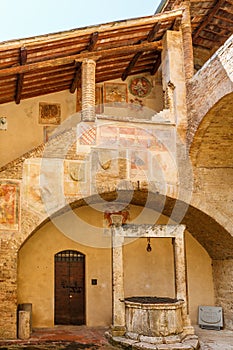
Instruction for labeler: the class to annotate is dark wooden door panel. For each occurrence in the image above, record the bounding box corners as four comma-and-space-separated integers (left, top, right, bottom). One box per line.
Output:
54, 250, 85, 325
55, 260, 70, 324
69, 261, 85, 324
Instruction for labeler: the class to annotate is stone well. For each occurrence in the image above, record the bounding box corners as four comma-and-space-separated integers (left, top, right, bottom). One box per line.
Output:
125, 297, 184, 338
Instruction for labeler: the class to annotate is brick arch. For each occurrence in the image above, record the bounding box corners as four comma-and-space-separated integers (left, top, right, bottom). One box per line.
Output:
189, 92, 233, 167
187, 35, 233, 149
19, 190, 233, 260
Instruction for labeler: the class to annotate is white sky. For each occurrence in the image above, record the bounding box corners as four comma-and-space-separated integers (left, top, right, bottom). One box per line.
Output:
0, 0, 162, 42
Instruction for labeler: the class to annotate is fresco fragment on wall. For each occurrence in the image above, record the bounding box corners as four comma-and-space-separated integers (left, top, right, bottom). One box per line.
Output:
90, 148, 128, 193
63, 160, 90, 197
129, 76, 152, 98
96, 123, 177, 185
39, 102, 61, 125
130, 150, 149, 181
23, 158, 65, 215
43, 126, 57, 142
0, 181, 20, 231
23, 159, 43, 213
104, 83, 128, 105
77, 123, 97, 147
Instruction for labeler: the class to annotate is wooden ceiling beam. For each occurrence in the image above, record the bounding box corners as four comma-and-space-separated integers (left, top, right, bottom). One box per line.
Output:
121, 51, 142, 81
69, 61, 82, 93
213, 15, 233, 24
0, 9, 182, 50
15, 46, 27, 104
87, 31, 99, 51
0, 40, 162, 78
193, 0, 226, 41
150, 54, 161, 75
121, 22, 162, 81
69, 32, 98, 93
147, 21, 161, 42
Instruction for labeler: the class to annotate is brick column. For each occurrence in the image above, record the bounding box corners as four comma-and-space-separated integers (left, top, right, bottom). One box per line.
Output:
111, 225, 126, 336
81, 59, 96, 122
181, 1, 194, 80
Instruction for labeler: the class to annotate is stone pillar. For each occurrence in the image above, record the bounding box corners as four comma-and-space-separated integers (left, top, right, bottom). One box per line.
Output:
18, 311, 30, 340
173, 231, 194, 335
162, 30, 187, 141
81, 58, 96, 122
111, 226, 126, 336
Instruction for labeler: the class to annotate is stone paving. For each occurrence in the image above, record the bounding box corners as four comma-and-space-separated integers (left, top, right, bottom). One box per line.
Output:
0, 326, 233, 349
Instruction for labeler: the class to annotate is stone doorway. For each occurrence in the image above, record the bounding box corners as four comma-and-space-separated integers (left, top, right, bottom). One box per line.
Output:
54, 250, 85, 325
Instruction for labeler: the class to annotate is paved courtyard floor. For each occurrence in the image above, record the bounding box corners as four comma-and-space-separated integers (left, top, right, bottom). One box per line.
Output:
0, 325, 233, 349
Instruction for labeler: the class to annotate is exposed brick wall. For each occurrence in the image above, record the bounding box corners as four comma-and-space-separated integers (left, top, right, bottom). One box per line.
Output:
187, 35, 233, 148
0, 240, 18, 339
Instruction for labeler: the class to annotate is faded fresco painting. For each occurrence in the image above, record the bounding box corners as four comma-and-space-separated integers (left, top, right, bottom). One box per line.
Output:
64, 160, 89, 197
23, 158, 65, 214
91, 149, 127, 191
0, 181, 20, 231
104, 83, 128, 105
23, 159, 42, 213
77, 123, 97, 146
39, 102, 61, 125
43, 125, 57, 142
129, 76, 152, 98
98, 124, 118, 148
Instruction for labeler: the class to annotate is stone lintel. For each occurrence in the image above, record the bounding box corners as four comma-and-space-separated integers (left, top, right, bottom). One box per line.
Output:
113, 224, 185, 238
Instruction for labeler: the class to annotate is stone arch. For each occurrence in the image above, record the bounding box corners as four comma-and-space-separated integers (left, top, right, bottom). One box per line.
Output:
19, 190, 233, 260
190, 92, 233, 168
2, 189, 232, 337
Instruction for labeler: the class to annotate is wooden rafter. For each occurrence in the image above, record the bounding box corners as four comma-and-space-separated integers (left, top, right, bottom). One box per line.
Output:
147, 21, 162, 42
121, 22, 162, 81
150, 54, 161, 75
193, 0, 226, 41
121, 52, 142, 81
15, 46, 27, 104
0, 40, 162, 78
69, 32, 98, 93
69, 61, 82, 93
87, 31, 99, 51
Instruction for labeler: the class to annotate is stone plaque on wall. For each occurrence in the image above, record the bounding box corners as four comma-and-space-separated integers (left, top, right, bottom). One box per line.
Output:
198, 306, 223, 330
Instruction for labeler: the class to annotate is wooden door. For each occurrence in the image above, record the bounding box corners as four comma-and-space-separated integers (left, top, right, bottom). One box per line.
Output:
54, 250, 85, 325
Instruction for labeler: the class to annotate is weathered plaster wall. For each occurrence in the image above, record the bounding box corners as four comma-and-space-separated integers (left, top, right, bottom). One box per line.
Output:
0, 71, 163, 169
0, 90, 77, 167
185, 232, 215, 323
18, 220, 112, 328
